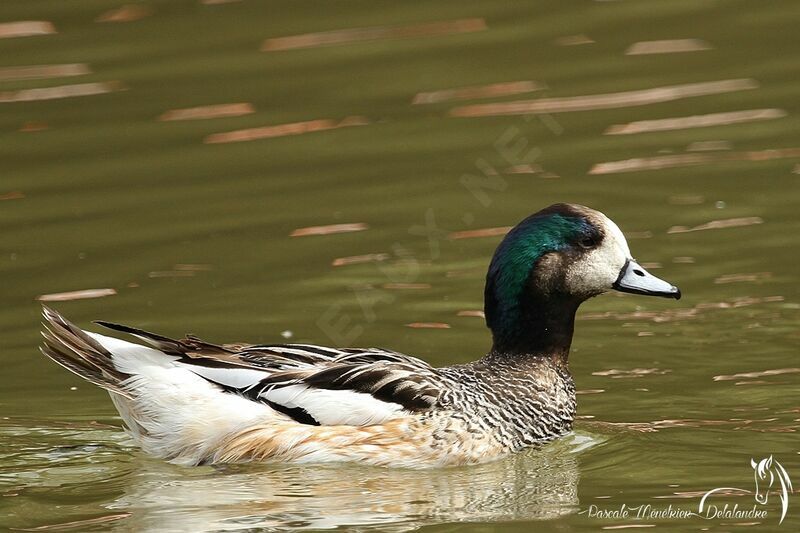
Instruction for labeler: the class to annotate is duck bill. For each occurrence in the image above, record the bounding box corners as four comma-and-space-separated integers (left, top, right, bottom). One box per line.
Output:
613, 259, 681, 300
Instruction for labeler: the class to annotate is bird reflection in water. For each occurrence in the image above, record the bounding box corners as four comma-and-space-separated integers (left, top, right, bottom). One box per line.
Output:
109, 434, 593, 531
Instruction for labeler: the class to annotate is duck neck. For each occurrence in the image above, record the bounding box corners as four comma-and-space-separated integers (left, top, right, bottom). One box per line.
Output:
486, 292, 580, 369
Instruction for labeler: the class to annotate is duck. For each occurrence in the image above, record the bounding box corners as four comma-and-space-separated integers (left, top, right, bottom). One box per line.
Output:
40, 203, 680, 468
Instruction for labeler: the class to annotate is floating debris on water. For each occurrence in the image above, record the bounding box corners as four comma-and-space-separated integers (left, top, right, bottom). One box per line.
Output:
714, 272, 771, 284
605, 109, 785, 135
450, 79, 758, 117
590, 153, 705, 174
713, 368, 800, 382
405, 322, 451, 329
382, 283, 431, 290
503, 164, 543, 174
412, 81, 541, 104
626, 38, 712, 55
457, 310, 485, 318
0, 21, 56, 38
667, 216, 763, 234
205, 116, 368, 144
262, 18, 486, 51
694, 296, 784, 308
148, 271, 195, 278
672, 256, 695, 264
159, 103, 255, 121
0, 63, 90, 82
173, 263, 214, 271
96, 5, 153, 23
580, 296, 784, 323
449, 226, 512, 240
554, 34, 594, 46
590, 147, 800, 175
37, 288, 117, 302
0, 81, 123, 103
332, 253, 389, 267
592, 368, 671, 378
290, 222, 369, 237
445, 269, 484, 278
147, 264, 214, 278
0, 191, 25, 200
686, 140, 732, 152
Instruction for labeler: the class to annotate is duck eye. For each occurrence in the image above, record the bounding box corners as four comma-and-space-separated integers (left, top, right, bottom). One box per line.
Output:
579, 237, 596, 249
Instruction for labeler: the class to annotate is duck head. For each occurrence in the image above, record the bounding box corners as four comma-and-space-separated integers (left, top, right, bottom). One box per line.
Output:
484, 203, 680, 357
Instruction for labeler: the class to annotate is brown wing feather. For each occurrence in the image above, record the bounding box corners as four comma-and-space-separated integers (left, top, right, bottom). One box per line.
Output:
256, 353, 443, 411
94, 320, 444, 411
40, 306, 132, 398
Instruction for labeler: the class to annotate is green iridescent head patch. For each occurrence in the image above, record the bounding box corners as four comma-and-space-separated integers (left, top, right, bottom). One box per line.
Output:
484, 212, 590, 340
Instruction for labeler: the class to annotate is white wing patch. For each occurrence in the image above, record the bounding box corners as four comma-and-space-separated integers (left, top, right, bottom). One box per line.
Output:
177, 363, 268, 390
261, 384, 406, 426
87, 332, 179, 372
89, 331, 418, 428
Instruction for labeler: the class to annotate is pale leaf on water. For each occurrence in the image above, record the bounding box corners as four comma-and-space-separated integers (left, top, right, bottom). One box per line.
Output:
37, 289, 117, 302
449, 227, 512, 240
591, 147, 800, 175
686, 140, 732, 152
554, 34, 594, 46
0, 82, 122, 103
714, 272, 771, 284
413, 81, 541, 105
713, 368, 800, 381
290, 223, 369, 237
0, 64, 90, 82
626, 38, 712, 55
332, 253, 389, 267
0, 21, 56, 38
96, 5, 153, 23
1, 191, 25, 200
262, 18, 486, 51
667, 217, 763, 234
605, 109, 785, 135
451, 79, 758, 117
159, 103, 255, 121
205, 116, 368, 144
592, 368, 671, 378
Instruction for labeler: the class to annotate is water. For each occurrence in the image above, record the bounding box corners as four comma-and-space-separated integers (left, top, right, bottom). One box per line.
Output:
2, 0, 799, 530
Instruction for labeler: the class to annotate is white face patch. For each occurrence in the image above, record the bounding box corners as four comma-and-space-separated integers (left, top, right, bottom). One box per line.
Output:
564, 212, 632, 297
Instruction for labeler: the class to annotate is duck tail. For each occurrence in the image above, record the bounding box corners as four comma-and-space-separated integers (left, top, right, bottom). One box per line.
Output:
40, 305, 133, 399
